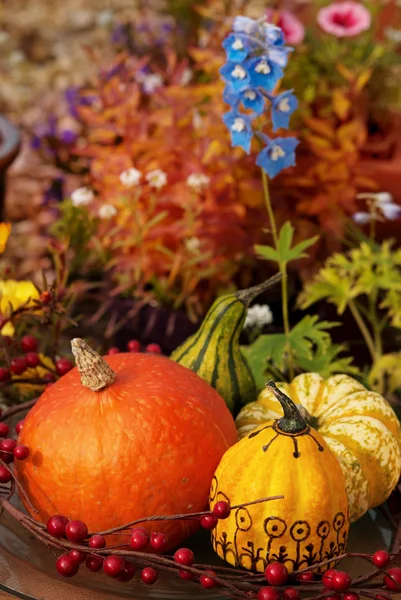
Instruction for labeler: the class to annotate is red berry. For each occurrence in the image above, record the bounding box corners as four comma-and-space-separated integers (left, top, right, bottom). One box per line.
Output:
47, 515, 69, 538
21, 335, 38, 353
130, 529, 149, 550
0, 423, 9, 438
344, 594, 359, 600
200, 513, 219, 530
89, 534, 106, 549
10, 357, 27, 375
85, 555, 103, 572
141, 567, 158, 584
297, 571, 315, 581
179, 569, 194, 581
213, 501, 231, 519
150, 532, 168, 552
25, 352, 40, 368
322, 569, 340, 589
56, 554, 79, 577
68, 549, 86, 564
384, 568, 401, 590
200, 570, 217, 589
0, 438, 16, 463
65, 520, 88, 543
107, 347, 119, 355
127, 340, 141, 352
0, 367, 10, 382
373, 550, 390, 569
258, 587, 280, 600
331, 571, 351, 591
118, 561, 135, 582
56, 358, 73, 376
265, 562, 288, 586
103, 555, 124, 578
173, 548, 194, 566
15, 419, 24, 435
145, 343, 162, 354
0, 465, 12, 483
283, 588, 301, 600
13, 444, 29, 460
40, 290, 52, 304
44, 372, 55, 382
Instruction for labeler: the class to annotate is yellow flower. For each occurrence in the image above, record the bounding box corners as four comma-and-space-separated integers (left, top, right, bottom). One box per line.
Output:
0, 223, 11, 254
14, 354, 56, 396
0, 280, 40, 336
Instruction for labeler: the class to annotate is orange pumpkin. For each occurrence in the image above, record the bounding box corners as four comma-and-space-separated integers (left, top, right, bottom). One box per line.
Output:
15, 339, 238, 549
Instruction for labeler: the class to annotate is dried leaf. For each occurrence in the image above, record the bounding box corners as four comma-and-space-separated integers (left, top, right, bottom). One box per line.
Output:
333, 89, 351, 121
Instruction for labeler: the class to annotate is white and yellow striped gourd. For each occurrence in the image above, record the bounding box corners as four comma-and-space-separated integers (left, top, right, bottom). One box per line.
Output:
236, 373, 401, 522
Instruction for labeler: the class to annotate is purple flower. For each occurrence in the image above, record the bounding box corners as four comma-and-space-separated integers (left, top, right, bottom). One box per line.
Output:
270, 90, 298, 131
220, 61, 251, 93
223, 110, 255, 153
256, 136, 299, 178
246, 56, 283, 92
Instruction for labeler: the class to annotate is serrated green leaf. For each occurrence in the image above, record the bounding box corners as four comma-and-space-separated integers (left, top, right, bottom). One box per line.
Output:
241, 333, 287, 389
286, 235, 319, 262
297, 343, 359, 379
255, 244, 280, 262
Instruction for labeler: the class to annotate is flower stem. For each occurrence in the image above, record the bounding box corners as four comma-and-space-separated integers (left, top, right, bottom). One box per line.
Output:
348, 299, 377, 363
261, 168, 294, 380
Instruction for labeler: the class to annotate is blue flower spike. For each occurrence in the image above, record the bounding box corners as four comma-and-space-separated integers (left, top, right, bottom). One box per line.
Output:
223, 111, 255, 154
256, 137, 299, 178
220, 61, 251, 93
241, 89, 265, 115
271, 90, 298, 131
263, 23, 285, 47
232, 16, 260, 35
222, 34, 253, 63
246, 56, 283, 92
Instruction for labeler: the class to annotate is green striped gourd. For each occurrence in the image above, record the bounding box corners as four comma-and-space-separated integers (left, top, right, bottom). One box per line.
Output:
170, 273, 281, 415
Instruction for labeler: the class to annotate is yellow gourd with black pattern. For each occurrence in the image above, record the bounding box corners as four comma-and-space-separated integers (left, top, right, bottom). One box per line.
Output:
210, 381, 349, 573
236, 373, 401, 522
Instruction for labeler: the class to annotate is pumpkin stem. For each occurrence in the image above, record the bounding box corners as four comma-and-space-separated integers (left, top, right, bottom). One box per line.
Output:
71, 338, 116, 392
266, 380, 307, 434
236, 273, 282, 307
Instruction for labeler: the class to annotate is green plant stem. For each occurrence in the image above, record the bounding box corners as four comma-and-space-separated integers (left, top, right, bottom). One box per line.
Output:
367, 293, 383, 360
261, 168, 294, 380
349, 299, 377, 363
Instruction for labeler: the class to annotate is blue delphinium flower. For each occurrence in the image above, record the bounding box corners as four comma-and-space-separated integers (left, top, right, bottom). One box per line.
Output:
256, 137, 299, 178
223, 111, 255, 153
270, 90, 298, 131
220, 15, 299, 178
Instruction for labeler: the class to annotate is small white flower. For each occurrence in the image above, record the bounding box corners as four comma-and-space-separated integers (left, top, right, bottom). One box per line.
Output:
380, 202, 401, 220
244, 304, 273, 329
180, 68, 192, 86
231, 65, 247, 80
232, 118, 246, 132
146, 169, 167, 189
385, 27, 401, 43
192, 110, 203, 130
375, 192, 393, 205
255, 60, 271, 75
120, 168, 142, 188
71, 187, 94, 207
142, 73, 163, 94
271, 146, 285, 161
98, 204, 117, 219
185, 237, 201, 252
353, 211, 373, 224
187, 173, 210, 193
232, 38, 244, 51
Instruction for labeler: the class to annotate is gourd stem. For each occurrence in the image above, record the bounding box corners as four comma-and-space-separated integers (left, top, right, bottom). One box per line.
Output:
71, 338, 116, 392
266, 380, 307, 434
236, 272, 282, 307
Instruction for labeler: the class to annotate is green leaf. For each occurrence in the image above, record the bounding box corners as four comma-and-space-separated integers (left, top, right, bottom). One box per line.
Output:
241, 333, 287, 389
297, 343, 359, 379
277, 221, 294, 263
289, 315, 338, 360
286, 235, 319, 262
255, 244, 280, 263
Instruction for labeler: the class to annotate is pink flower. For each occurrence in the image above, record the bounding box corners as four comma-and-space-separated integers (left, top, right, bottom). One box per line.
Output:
266, 9, 305, 45
317, 2, 371, 38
